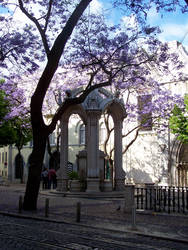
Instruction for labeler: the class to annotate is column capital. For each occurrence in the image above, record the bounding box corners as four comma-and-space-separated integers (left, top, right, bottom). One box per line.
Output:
86, 110, 102, 117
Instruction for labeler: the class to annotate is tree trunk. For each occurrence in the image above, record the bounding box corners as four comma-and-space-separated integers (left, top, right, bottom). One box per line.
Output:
23, 130, 47, 210
21, 0, 95, 211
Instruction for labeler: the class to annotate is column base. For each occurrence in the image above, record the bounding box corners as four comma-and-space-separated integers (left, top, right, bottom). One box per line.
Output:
103, 180, 113, 192
56, 178, 68, 192
86, 178, 100, 192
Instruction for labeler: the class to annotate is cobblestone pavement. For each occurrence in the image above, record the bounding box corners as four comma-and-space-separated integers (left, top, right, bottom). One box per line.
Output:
1, 214, 188, 250
0, 183, 188, 249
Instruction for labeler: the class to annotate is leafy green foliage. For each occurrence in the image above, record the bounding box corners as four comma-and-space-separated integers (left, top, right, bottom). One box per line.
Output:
68, 171, 79, 180
170, 95, 188, 143
0, 80, 17, 146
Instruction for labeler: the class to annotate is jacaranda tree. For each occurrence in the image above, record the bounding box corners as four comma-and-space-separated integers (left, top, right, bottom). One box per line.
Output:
0, 0, 188, 210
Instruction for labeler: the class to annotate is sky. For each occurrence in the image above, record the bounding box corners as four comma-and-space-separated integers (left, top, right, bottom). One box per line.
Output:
1, 0, 188, 49
93, 0, 188, 50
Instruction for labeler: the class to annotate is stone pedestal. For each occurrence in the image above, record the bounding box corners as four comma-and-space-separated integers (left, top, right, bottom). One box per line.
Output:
123, 184, 135, 213
86, 178, 100, 192
69, 180, 81, 192
77, 150, 87, 174
116, 179, 125, 191
103, 180, 113, 192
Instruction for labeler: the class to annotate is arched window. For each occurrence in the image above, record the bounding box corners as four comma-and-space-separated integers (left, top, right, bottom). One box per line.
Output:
79, 124, 85, 145
177, 143, 188, 187
15, 154, 24, 179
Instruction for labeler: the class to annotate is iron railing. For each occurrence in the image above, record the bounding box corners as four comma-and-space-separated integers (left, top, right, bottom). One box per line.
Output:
135, 186, 188, 214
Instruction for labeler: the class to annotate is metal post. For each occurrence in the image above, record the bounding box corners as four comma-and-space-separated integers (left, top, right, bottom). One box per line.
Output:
173, 187, 175, 212
76, 202, 81, 222
182, 188, 185, 213
158, 187, 161, 212
154, 188, 157, 212
141, 188, 144, 209
45, 198, 49, 217
136, 188, 139, 209
145, 188, 148, 210
178, 187, 180, 213
149, 188, 152, 210
168, 187, 171, 214
163, 187, 166, 212
18, 196, 22, 213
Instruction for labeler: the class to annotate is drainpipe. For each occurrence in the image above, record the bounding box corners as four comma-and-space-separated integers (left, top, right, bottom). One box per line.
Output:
167, 123, 172, 186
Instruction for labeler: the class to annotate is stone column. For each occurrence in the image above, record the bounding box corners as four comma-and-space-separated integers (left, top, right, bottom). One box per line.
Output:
86, 110, 101, 192
57, 120, 68, 191
114, 120, 125, 191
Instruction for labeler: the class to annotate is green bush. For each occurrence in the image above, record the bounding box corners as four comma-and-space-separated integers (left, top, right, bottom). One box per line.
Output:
68, 171, 79, 180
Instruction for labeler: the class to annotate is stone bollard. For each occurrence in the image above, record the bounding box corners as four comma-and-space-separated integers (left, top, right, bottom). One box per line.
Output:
76, 202, 81, 222
45, 198, 49, 218
131, 205, 137, 230
18, 195, 23, 213
123, 184, 135, 213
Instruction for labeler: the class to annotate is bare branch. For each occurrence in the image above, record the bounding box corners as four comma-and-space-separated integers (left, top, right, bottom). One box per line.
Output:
103, 114, 114, 156
123, 127, 141, 154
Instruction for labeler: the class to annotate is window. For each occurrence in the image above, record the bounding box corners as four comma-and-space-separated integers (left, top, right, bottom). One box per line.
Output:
5, 152, 7, 162
2, 152, 4, 163
79, 124, 85, 145
138, 94, 152, 131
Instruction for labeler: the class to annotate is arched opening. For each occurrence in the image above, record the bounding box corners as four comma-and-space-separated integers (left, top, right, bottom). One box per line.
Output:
177, 143, 188, 187
15, 153, 24, 181
68, 114, 86, 172
99, 114, 114, 184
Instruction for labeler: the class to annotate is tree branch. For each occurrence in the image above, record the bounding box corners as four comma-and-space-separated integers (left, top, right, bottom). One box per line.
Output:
44, 0, 53, 33
18, 0, 50, 55
31, 0, 92, 127
123, 127, 141, 154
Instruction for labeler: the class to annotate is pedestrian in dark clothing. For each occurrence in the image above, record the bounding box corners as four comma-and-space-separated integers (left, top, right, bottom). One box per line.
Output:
48, 168, 57, 189
41, 168, 48, 189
